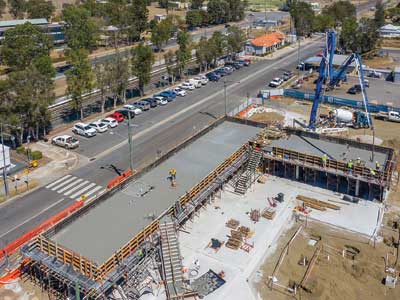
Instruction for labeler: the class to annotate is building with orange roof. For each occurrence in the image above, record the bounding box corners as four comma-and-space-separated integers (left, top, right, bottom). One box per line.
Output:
245, 32, 286, 55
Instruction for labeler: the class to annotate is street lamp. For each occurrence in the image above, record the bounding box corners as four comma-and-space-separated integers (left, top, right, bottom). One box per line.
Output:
127, 112, 134, 171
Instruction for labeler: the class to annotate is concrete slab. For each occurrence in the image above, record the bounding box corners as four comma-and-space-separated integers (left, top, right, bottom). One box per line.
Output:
51, 121, 260, 264
270, 134, 387, 169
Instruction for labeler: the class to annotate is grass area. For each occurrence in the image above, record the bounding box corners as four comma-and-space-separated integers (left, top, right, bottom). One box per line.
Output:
364, 56, 398, 69
0, 179, 39, 203
381, 38, 400, 49
247, 0, 284, 10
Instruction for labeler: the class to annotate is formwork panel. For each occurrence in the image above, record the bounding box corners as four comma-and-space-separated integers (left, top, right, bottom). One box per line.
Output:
51, 122, 260, 264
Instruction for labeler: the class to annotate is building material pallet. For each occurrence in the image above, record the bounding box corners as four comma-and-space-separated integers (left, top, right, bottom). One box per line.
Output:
261, 207, 276, 220
296, 195, 340, 211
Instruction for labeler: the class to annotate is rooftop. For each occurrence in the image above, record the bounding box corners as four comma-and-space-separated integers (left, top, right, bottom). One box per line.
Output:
0, 18, 48, 28
250, 32, 285, 47
51, 121, 260, 264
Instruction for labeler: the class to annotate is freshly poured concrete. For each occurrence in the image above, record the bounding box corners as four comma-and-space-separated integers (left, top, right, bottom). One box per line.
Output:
52, 122, 260, 264
270, 134, 387, 169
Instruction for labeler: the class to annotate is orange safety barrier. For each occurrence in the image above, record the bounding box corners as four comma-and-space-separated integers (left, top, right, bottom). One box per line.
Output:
0, 259, 30, 287
236, 104, 256, 118
0, 200, 84, 260
106, 168, 134, 189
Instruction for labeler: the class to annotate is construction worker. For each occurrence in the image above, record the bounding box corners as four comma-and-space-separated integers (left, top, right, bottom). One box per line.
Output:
321, 154, 328, 168
347, 160, 354, 174
370, 169, 376, 178
356, 157, 361, 166
375, 161, 381, 171
169, 168, 177, 181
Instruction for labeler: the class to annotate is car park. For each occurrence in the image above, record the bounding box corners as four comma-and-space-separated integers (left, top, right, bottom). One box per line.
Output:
154, 96, 168, 105
108, 112, 125, 122
134, 100, 150, 111
206, 72, 220, 81
174, 87, 187, 97
123, 104, 143, 115
100, 117, 119, 128
52, 135, 79, 149
115, 109, 135, 119
89, 121, 108, 133
179, 81, 196, 90
269, 77, 283, 87
72, 123, 97, 137
142, 98, 158, 108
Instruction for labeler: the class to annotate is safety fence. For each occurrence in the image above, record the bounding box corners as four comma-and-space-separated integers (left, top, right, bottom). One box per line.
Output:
284, 89, 400, 113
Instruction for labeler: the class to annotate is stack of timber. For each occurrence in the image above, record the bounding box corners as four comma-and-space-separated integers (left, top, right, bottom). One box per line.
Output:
261, 207, 276, 220
250, 209, 260, 223
296, 195, 340, 211
226, 230, 243, 250
226, 218, 240, 229
238, 226, 252, 238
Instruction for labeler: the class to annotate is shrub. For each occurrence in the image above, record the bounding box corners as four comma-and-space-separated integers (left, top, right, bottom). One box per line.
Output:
31, 150, 43, 160
16, 146, 26, 155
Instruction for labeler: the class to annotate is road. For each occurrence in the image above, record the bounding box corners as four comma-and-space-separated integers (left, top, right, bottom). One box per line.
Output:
0, 40, 324, 247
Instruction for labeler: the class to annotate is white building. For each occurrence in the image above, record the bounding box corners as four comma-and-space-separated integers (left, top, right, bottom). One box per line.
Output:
379, 24, 400, 38
0, 144, 11, 171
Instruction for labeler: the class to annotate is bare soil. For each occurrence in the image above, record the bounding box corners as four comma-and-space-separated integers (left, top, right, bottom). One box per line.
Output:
381, 39, 400, 49
250, 111, 285, 123
364, 56, 399, 69
255, 221, 399, 300
0, 279, 50, 300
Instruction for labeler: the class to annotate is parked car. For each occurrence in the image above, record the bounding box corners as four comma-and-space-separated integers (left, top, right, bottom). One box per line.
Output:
179, 81, 196, 90
88, 121, 108, 133
269, 77, 283, 87
154, 96, 168, 105
282, 71, 294, 81
52, 135, 79, 149
142, 98, 158, 108
174, 87, 187, 97
134, 100, 150, 111
100, 117, 119, 128
72, 122, 97, 137
296, 62, 305, 70
347, 84, 362, 94
237, 59, 250, 66
368, 70, 382, 78
223, 66, 234, 74
194, 76, 207, 85
200, 75, 209, 84
123, 104, 143, 115
215, 68, 227, 77
115, 109, 135, 119
187, 78, 202, 88
155, 90, 177, 101
205, 72, 220, 81
108, 112, 125, 122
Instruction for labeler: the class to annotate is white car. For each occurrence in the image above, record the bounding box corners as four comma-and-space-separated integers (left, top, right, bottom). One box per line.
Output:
100, 117, 118, 128
154, 96, 168, 105
188, 78, 202, 88
179, 82, 195, 90
89, 121, 108, 133
72, 122, 97, 137
200, 75, 209, 84
194, 76, 207, 85
123, 104, 142, 115
269, 77, 283, 88
52, 135, 79, 149
174, 87, 187, 97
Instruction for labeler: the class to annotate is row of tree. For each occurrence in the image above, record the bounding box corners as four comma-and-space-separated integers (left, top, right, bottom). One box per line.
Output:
0, 0, 55, 19
289, 0, 384, 54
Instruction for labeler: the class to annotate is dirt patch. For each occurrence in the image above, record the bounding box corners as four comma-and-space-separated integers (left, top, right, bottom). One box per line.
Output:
250, 111, 284, 123
381, 39, 400, 49
0, 279, 50, 300
254, 221, 399, 300
364, 56, 398, 69
147, 4, 186, 21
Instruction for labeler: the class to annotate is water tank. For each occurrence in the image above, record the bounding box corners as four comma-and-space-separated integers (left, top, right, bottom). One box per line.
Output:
330, 109, 353, 123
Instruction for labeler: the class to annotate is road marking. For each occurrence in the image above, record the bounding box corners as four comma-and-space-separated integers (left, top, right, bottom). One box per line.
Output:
46, 174, 72, 188
50, 176, 78, 191
63, 180, 89, 196
0, 198, 66, 239
57, 178, 84, 194
83, 186, 104, 198
69, 183, 97, 199
95, 40, 321, 160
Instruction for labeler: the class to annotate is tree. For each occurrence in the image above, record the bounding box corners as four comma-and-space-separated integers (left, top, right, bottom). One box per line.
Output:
186, 10, 203, 28
94, 61, 112, 113
226, 25, 246, 57
127, 0, 149, 42
290, 1, 314, 36
26, 0, 55, 20
196, 36, 212, 72
131, 43, 155, 96
8, 0, 26, 18
312, 14, 334, 32
62, 5, 99, 51
191, 0, 203, 9
323, 0, 356, 27
358, 17, 379, 54
0, 0, 6, 17
158, 0, 170, 14
1, 23, 53, 72
226, 0, 247, 22
208, 31, 226, 65
374, 0, 385, 28
338, 17, 358, 52
207, 0, 229, 24
164, 50, 177, 84
109, 51, 130, 107
175, 30, 192, 77
65, 49, 94, 120
151, 18, 174, 51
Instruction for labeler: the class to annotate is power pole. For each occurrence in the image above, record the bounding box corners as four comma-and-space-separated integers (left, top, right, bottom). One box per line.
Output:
224, 79, 228, 116
127, 113, 134, 171
1, 123, 9, 198
297, 38, 301, 76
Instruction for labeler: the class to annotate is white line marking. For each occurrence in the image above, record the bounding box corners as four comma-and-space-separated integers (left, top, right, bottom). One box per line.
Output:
0, 198, 66, 239
46, 175, 72, 188
68, 183, 97, 199
82, 186, 103, 198
50, 176, 78, 191
64, 180, 90, 196
57, 178, 83, 194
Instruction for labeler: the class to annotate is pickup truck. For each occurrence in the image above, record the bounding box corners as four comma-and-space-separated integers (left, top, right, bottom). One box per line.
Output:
52, 135, 79, 149
375, 111, 400, 123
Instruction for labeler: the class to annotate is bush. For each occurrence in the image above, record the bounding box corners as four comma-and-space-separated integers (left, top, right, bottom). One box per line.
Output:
31, 150, 43, 160
16, 146, 26, 155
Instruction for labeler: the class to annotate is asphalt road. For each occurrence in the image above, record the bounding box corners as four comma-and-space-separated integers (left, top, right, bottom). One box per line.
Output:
0, 39, 323, 247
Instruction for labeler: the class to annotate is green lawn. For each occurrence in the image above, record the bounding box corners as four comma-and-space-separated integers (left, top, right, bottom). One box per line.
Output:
247, 0, 285, 10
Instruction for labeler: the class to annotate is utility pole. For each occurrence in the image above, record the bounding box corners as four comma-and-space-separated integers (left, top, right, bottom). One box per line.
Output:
1, 123, 9, 198
297, 38, 301, 76
224, 79, 228, 116
127, 113, 134, 171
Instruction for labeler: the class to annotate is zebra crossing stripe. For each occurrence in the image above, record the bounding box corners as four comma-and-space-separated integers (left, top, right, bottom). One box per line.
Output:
50, 176, 78, 191
46, 175, 72, 189
64, 180, 90, 196
57, 178, 84, 194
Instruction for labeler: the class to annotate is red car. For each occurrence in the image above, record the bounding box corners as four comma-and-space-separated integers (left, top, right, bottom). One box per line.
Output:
108, 112, 125, 122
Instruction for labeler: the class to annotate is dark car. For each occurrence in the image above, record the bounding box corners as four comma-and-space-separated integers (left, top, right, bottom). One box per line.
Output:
215, 68, 227, 77
115, 109, 135, 119
142, 98, 158, 108
282, 71, 294, 81
225, 61, 241, 70
154, 90, 176, 101
236, 60, 248, 67
206, 72, 220, 81
347, 84, 362, 94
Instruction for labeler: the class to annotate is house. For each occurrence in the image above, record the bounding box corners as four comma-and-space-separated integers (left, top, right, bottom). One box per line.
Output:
154, 14, 167, 22
245, 32, 285, 55
379, 24, 400, 38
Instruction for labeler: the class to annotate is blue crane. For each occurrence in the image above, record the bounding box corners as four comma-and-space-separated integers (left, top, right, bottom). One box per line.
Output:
308, 31, 372, 130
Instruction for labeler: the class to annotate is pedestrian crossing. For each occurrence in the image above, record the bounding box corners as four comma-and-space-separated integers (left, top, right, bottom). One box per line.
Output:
46, 175, 106, 199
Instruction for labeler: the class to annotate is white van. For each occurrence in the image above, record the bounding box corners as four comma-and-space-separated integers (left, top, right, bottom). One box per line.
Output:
188, 78, 202, 88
